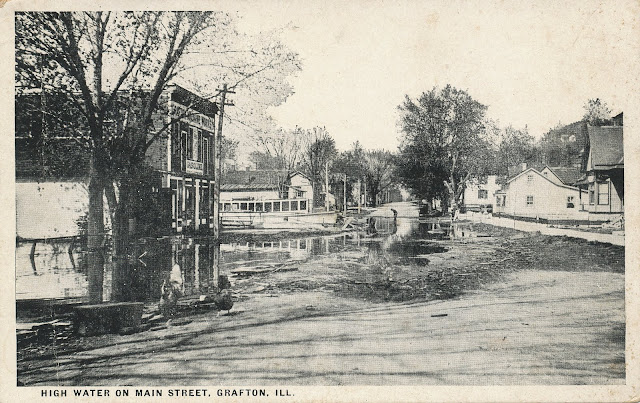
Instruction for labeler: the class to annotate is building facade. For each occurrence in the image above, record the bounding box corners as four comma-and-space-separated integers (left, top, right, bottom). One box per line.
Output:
15, 85, 219, 238
575, 125, 624, 222
494, 168, 587, 223
147, 85, 219, 233
461, 175, 501, 213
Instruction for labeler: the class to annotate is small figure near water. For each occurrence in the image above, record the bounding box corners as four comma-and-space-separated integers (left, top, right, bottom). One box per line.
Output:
367, 216, 378, 235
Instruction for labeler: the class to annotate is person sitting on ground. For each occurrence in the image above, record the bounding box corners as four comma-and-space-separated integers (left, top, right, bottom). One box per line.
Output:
159, 263, 184, 318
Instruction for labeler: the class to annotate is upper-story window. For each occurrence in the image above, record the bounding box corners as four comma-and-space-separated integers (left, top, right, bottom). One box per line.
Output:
478, 189, 488, 199
527, 174, 534, 183
189, 127, 202, 161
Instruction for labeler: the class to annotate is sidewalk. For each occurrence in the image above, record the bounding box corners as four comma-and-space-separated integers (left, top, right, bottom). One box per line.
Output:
468, 214, 625, 246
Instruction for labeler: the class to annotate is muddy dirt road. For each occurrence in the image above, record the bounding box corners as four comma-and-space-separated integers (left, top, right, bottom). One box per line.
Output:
17, 203, 625, 386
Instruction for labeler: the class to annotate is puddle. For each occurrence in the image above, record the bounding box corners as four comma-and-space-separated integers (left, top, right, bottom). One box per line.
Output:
16, 216, 460, 304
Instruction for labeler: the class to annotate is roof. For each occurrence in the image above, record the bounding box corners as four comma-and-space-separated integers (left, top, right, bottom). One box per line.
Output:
220, 183, 279, 192
587, 126, 624, 170
544, 166, 582, 186
506, 167, 581, 191
169, 84, 218, 118
222, 169, 288, 186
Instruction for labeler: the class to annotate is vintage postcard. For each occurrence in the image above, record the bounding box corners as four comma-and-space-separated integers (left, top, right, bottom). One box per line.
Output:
1, 0, 639, 402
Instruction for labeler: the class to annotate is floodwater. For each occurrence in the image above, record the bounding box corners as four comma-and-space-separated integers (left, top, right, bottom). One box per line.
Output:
15, 215, 481, 304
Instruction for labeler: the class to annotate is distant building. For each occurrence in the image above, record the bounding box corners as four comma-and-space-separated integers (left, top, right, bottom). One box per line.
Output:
540, 121, 589, 169
461, 175, 501, 213
219, 170, 336, 228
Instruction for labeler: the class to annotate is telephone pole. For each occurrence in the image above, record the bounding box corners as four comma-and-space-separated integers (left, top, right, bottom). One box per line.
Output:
325, 161, 330, 212
214, 84, 234, 239
343, 173, 347, 217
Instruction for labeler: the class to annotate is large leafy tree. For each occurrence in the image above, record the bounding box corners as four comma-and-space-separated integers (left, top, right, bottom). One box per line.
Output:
363, 150, 396, 207
15, 11, 299, 302
248, 127, 302, 172
332, 141, 366, 207
299, 127, 337, 208
397, 85, 492, 211
496, 125, 539, 176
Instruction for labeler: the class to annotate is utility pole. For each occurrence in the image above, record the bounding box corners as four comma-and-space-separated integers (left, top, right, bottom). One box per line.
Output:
214, 84, 235, 239
357, 178, 361, 214
325, 160, 329, 212
363, 180, 367, 208
343, 173, 347, 217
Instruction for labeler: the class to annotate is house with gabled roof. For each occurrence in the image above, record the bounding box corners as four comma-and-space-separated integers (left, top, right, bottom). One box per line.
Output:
540, 166, 582, 187
220, 170, 313, 202
494, 167, 587, 223
575, 125, 624, 222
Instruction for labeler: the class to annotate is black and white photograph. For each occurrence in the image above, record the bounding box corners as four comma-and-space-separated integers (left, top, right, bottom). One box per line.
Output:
3, 0, 639, 401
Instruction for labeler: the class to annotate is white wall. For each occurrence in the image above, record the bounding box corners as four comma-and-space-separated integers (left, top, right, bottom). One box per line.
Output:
16, 180, 88, 239
289, 174, 314, 200
502, 171, 586, 220
220, 189, 280, 201
463, 175, 501, 208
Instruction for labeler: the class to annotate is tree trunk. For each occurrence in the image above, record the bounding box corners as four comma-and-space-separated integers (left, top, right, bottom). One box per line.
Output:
111, 179, 133, 302
87, 153, 106, 303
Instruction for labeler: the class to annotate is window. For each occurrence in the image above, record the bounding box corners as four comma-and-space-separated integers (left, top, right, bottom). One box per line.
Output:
297, 190, 305, 198
240, 202, 248, 210
527, 174, 534, 183
232, 203, 239, 211
224, 203, 231, 211
255, 202, 263, 212
186, 128, 193, 159
282, 201, 290, 211
598, 181, 609, 205
248, 203, 255, 212
502, 196, 506, 207
526, 195, 534, 206
589, 183, 595, 205
478, 189, 488, 199
264, 202, 272, 212
291, 201, 298, 211
300, 200, 307, 211
203, 137, 209, 171
273, 202, 281, 212
567, 196, 575, 209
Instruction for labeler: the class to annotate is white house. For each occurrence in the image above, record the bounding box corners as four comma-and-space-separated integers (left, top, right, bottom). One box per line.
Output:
494, 167, 587, 222
462, 175, 501, 212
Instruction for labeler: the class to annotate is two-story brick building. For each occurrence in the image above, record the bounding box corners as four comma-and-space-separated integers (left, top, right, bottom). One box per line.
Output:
15, 84, 219, 238
147, 85, 219, 233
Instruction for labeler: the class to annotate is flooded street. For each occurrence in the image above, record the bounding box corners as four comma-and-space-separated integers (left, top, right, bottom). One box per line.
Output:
16, 202, 625, 386
16, 205, 471, 305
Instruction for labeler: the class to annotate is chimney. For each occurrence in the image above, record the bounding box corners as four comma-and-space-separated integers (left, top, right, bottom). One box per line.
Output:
520, 162, 527, 172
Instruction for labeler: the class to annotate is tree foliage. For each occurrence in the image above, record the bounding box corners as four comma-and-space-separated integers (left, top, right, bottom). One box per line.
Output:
299, 127, 337, 207
397, 85, 492, 208
15, 11, 300, 302
583, 98, 612, 126
495, 125, 539, 176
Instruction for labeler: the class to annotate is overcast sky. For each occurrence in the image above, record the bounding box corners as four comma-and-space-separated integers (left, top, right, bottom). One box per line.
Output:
225, 0, 640, 152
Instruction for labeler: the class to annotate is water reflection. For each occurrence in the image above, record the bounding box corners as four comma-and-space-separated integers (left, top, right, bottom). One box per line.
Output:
15, 216, 478, 303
